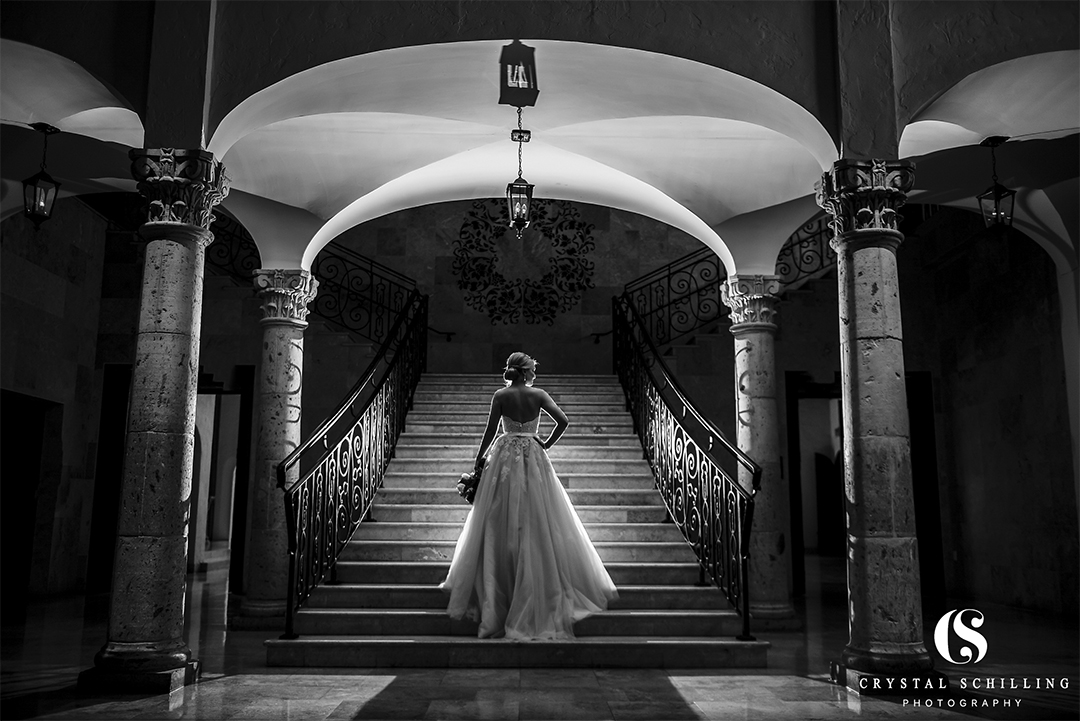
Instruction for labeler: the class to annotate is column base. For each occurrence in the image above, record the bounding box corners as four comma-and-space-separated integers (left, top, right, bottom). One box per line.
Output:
842, 642, 934, 675
228, 595, 286, 630
831, 662, 948, 696
749, 602, 802, 630
78, 660, 199, 694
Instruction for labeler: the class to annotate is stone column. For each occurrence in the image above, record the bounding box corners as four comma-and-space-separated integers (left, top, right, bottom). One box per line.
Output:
721, 275, 794, 621
82, 149, 228, 693
233, 269, 318, 624
816, 159, 934, 685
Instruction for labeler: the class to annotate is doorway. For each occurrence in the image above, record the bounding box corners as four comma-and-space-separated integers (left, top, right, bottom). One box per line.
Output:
785, 370, 945, 620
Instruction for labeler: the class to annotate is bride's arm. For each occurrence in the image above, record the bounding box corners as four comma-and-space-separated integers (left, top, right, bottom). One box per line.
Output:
538, 391, 569, 450
474, 392, 502, 468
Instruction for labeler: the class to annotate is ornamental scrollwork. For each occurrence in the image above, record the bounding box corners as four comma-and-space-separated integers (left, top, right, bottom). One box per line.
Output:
254, 269, 319, 327
815, 159, 915, 241
129, 148, 230, 230
721, 275, 781, 332
452, 199, 596, 325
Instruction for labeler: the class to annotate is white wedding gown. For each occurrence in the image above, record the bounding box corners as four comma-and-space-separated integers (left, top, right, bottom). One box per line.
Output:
440, 415, 618, 639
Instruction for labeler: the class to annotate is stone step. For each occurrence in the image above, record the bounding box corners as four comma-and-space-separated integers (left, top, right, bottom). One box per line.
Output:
415, 385, 624, 396
397, 433, 639, 446
380, 473, 655, 490
419, 374, 619, 383
413, 391, 626, 404
339, 540, 696, 564
306, 584, 729, 610
392, 444, 645, 460
411, 401, 625, 413
406, 410, 630, 423
334, 561, 703, 585
373, 488, 664, 506
401, 423, 630, 433
385, 458, 653, 475
353, 522, 683, 543
266, 636, 769, 668
292, 608, 739, 637
368, 504, 671, 524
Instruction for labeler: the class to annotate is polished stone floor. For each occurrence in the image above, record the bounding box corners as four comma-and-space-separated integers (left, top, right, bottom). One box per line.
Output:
2, 556, 1076, 720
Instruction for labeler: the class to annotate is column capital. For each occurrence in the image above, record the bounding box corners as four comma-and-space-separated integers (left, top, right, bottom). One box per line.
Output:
129, 148, 230, 233
722, 275, 781, 335
254, 269, 319, 327
816, 159, 914, 250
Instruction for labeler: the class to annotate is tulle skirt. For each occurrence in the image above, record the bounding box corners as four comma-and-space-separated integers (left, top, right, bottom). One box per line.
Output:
440, 433, 618, 639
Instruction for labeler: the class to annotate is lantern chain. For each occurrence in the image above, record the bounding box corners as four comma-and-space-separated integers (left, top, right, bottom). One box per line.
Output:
517, 107, 524, 179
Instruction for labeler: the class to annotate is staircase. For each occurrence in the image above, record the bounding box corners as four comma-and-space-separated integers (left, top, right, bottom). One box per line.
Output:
265, 374, 769, 668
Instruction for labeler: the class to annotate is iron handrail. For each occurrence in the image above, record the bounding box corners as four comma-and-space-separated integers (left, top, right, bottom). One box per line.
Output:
277, 291, 428, 638
613, 292, 760, 640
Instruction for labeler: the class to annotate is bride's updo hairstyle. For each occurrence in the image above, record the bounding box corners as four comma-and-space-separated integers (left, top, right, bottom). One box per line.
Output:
503, 352, 538, 387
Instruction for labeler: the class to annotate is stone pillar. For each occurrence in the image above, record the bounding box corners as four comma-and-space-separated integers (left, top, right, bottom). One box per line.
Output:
82, 149, 228, 693
233, 269, 318, 624
816, 159, 935, 685
721, 275, 794, 621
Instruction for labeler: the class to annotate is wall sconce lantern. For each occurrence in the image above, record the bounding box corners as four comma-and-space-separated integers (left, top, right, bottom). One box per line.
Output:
977, 136, 1015, 227
499, 40, 538, 238
22, 122, 62, 228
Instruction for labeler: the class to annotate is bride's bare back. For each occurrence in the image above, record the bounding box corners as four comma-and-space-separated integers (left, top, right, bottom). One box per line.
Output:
473, 382, 569, 465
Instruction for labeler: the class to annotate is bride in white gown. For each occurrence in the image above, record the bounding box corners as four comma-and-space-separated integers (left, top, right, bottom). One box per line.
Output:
440, 352, 618, 639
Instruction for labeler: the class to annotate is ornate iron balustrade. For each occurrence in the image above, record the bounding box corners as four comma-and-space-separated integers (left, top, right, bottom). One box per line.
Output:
310, 244, 417, 344
203, 214, 418, 346
773, 214, 835, 291
613, 293, 761, 640
624, 247, 724, 346
623, 214, 835, 346
277, 291, 428, 639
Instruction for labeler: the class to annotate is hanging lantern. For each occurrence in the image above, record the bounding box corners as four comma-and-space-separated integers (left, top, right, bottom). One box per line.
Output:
977, 136, 1015, 228
498, 39, 539, 107
22, 123, 62, 228
506, 176, 534, 237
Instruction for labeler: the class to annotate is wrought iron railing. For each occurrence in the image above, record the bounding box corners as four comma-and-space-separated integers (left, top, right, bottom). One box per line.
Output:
613, 293, 761, 640
310, 244, 417, 344
623, 213, 835, 346
624, 246, 724, 346
202, 214, 419, 346
277, 291, 428, 638
773, 214, 834, 291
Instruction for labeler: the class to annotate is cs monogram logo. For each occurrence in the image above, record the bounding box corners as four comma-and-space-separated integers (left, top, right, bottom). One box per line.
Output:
934, 609, 988, 664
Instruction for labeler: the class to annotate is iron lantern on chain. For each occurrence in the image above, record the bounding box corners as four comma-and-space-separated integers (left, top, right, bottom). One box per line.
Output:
976, 136, 1016, 228
499, 40, 539, 238
22, 122, 62, 228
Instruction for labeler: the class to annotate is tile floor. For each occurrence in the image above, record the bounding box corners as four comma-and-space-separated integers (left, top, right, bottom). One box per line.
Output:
2, 557, 1076, 720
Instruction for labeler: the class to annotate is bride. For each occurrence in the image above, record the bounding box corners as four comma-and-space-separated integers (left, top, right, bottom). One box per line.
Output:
440, 352, 618, 639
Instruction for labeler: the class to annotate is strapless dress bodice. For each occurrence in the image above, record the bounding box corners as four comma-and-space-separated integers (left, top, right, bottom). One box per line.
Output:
501, 415, 540, 434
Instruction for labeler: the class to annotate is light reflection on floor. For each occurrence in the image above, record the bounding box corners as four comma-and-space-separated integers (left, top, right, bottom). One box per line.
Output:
2, 556, 1075, 720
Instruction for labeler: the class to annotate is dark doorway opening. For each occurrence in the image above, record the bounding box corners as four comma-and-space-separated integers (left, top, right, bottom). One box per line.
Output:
785, 370, 945, 620
1, 390, 62, 618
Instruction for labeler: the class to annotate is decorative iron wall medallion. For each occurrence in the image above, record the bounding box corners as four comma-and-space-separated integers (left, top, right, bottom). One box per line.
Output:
452, 199, 596, 324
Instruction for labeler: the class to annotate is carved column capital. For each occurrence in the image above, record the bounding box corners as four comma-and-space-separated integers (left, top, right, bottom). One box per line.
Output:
129, 148, 230, 234
816, 159, 914, 252
722, 275, 782, 335
254, 269, 319, 327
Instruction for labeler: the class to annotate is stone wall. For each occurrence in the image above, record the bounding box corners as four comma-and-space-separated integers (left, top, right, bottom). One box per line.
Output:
331, 199, 701, 375
0, 198, 107, 593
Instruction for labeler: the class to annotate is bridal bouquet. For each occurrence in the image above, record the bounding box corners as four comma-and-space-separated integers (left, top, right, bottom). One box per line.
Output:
456, 457, 486, 505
